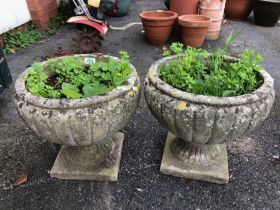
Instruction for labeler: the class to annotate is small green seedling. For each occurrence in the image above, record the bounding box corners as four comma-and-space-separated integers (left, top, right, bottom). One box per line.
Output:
160, 41, 263, 97
26, 51, 132, 99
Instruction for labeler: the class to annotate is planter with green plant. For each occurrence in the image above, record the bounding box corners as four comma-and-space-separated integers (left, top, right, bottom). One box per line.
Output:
14, 52, 140, 181
144, 40, 275, 184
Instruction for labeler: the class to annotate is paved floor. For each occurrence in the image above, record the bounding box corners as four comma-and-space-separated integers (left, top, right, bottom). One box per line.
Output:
0, 1, 279, 209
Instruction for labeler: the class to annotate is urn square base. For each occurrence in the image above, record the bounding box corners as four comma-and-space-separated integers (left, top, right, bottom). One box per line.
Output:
160, 133, 229, 184
50, 132, 124, 181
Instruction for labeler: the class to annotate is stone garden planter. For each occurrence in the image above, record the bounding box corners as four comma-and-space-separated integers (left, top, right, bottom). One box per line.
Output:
145, 55, 275, 184
14, 54, 140, 181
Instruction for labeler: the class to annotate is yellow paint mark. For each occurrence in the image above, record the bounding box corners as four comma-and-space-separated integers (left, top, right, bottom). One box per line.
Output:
148, 71, 156, 79
128, 91, 135, 97
133, 86, 139, 92
177, 101, 187, 111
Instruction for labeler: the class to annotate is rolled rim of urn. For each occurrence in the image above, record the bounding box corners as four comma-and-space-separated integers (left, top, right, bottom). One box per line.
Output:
14, 54, 139, 109
146, 55, 274, 106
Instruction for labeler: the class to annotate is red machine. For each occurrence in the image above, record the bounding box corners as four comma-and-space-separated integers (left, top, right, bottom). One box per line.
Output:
67, 0, 115, 53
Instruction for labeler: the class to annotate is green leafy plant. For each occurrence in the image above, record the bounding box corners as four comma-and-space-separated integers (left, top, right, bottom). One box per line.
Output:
3, 24, 44, 54
3, 1, 72, 54
26, 51, 132, 99
46, 15, 67, 35
160, 41, 263, 97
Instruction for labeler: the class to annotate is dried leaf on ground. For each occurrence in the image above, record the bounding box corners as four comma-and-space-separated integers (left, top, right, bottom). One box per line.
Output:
9, 48, 16, 54
12, 173, 28, 187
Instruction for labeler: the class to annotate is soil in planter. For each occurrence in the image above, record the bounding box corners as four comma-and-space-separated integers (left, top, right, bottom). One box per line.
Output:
26, 52, 132, 99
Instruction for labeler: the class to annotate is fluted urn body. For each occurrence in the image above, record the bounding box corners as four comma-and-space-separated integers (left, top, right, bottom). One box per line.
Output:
145, 55, 275, 183
14, 54, 140, 181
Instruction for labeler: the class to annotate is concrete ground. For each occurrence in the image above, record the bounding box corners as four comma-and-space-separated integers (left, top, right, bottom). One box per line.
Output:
0, 0, 279, 209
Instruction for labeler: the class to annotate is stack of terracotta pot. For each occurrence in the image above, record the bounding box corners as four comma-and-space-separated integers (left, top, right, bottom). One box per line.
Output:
139, 0, 215, 48
199, 0, 227, 40
26, 0, 58, 31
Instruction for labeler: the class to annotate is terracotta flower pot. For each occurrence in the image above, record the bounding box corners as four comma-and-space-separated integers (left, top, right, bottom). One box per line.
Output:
198, 0, 227, 40
140, 10, 178, 46
253, 0, 280, 27
170, 0, 199, 15
178, 15, 212, 48
225, 0, 254, 20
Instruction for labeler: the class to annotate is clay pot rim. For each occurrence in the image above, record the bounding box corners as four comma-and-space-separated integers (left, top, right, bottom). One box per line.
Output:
14, 54, 139, 109
139, 10, 178, 21
178, 15, 212, 27
146, 55, 274, 106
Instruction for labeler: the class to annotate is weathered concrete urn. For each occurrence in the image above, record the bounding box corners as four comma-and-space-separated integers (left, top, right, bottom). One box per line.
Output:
145, 55, 275, 184
14, 54, 140, 181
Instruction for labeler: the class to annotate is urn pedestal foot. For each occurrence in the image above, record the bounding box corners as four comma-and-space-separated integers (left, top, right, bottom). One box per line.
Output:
160, 133, 229, 184
50, 132, 124, 181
